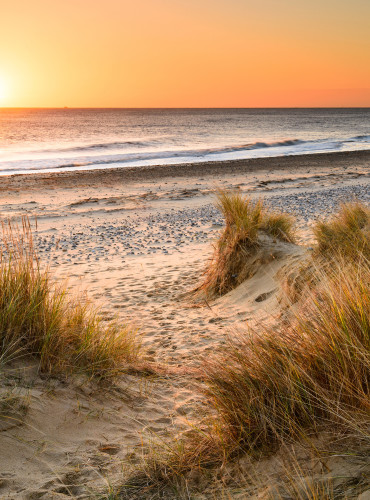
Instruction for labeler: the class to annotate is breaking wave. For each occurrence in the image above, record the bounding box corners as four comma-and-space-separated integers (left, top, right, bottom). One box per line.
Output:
0, 135, 369, 175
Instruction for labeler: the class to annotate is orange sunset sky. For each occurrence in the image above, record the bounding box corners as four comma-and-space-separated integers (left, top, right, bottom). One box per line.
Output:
0, 0, 369, 108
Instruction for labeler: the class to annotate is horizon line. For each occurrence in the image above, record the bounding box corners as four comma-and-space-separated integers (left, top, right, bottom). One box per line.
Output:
1, 106, 370, 110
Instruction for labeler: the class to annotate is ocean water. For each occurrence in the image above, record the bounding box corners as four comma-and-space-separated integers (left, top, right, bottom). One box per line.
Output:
0, 108, 369, 175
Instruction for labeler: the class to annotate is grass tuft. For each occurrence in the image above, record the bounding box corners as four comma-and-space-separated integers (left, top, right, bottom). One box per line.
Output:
313, 201, 370, 259
260, 211, 296, 242
204, 257, 369, 452
200, 191, 296, 296
0, 218, 140, 378
126, 254, 370, 497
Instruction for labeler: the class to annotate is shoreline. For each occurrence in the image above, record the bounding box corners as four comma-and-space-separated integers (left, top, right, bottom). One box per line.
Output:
1, 150, 369, 191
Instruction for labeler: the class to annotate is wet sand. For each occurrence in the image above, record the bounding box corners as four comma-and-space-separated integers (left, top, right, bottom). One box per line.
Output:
1, 150, 369, 192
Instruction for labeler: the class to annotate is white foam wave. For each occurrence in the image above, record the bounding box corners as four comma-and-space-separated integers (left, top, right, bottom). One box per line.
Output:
0, 135, 369, 175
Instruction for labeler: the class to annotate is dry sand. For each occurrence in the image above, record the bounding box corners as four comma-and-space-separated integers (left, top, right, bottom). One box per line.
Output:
0, 151, 369, 498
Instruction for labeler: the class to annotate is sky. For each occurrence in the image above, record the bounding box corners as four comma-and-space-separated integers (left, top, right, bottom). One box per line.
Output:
0, 0, 369, 107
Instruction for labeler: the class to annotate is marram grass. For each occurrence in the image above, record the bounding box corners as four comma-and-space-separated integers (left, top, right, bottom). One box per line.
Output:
204, 257, 369, 452
123, 256, 370, 498
124, 202, 370, 498
314, 200, 370, 260
0, 218, 140, 377
282, 200, 370, 306
200, 190, 296, 296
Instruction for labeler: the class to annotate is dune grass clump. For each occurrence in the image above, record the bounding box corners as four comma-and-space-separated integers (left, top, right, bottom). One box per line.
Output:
124, 255, 369, 498
313, 201, 369, 259
204, 257, 369, 452
0, 218, 140, 377
260, 211, 296, 242
123, 202, 369, 498
281, 201, 370, 307
200, 191, 296, 296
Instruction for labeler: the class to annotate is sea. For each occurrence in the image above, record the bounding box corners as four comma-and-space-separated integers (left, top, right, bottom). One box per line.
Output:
0, 108, 369, 176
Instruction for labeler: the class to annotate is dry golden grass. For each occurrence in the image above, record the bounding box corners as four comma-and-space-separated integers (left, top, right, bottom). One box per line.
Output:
204, 257, 369, 452
282, 201, 370, 307
314, 201, 370, 260
122, 201, 370, 498
260, 211, 296, 242
119, 202, 370, 498
200, 191, 296, 296
124, 255, 370, 498
0, 218, 140, 378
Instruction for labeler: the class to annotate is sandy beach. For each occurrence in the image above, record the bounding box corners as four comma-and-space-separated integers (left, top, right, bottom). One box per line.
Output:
0, 150, 369, 498
2, 0, 369, 492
